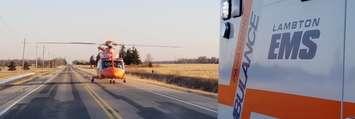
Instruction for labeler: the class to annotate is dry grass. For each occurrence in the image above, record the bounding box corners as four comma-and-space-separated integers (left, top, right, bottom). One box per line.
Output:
76, 64, 219, 92
127, 64, 218, 80
76, 64, 218, 80
0, 66, 57, 79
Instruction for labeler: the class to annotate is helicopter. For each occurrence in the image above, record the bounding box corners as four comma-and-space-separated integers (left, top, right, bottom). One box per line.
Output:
37, 40, 179, 84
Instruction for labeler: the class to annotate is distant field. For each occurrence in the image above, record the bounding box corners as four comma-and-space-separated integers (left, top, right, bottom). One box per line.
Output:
127, 64, 218, 80
76, 64, 218, 92
0, 66, 57, 79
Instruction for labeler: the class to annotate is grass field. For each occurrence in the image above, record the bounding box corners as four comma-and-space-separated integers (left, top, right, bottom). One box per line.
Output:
127, 64, 218, 80
0, 66, 57, 79
76, 64, 218, 92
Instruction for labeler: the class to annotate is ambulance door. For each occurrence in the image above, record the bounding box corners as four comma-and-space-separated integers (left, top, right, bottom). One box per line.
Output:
343, 0, 355, 118
240, 0, 346, 118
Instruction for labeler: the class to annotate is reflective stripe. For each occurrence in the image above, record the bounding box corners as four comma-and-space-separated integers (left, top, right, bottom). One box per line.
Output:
218, 0, 253, 106
241, 88, 355, 119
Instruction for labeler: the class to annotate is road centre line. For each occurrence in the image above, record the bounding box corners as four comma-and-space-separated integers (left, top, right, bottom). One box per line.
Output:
73, 68, 122, 119
75, 67, 217, 114
84, 84, 123, 119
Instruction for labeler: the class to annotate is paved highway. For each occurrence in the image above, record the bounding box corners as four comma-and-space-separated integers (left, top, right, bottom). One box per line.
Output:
0, 66, 217, 119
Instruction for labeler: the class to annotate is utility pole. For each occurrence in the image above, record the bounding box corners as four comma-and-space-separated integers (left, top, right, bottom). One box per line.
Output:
22, 38, 26, 70
42, 45, 45, 69
47, 51, 50, 68
35, 44, 38, 68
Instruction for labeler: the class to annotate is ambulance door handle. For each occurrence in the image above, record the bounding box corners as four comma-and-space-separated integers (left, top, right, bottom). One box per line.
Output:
223, 22, 232, 39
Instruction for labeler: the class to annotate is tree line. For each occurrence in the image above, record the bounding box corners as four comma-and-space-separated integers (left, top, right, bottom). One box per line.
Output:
119, 46, 142, 65
0, 58, 67, 71
154, 56, 219, 64
73, 46, 219, 66
73, 46, 142, 66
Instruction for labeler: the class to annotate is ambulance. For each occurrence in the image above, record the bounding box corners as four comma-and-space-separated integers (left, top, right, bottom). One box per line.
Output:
218, 0, 355, 118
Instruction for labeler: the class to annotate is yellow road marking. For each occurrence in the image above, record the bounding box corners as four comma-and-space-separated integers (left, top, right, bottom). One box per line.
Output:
84, 84, 123, 119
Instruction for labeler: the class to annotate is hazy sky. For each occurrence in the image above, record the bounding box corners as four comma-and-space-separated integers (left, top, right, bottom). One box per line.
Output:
0, 0, 219, 62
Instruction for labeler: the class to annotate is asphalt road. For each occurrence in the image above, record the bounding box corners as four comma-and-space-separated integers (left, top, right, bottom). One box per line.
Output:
0, 66, 217, 119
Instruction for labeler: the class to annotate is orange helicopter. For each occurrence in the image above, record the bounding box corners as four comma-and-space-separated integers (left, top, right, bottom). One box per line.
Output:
93, 40, 125, 84
37, 40, 179, 84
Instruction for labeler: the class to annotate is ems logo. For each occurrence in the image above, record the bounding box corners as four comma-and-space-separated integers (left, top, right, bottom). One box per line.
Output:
268, 17, 321, 60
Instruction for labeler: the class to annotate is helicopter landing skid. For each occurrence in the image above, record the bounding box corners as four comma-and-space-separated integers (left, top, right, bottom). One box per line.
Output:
91, 76, 126, 84
90, 75, 101, 83
109, 79, 116, 84
91, 76, 95, 83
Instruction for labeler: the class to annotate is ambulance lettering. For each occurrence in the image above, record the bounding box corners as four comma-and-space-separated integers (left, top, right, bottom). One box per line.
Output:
232, 11, 259, 119
268, 17, 320, 60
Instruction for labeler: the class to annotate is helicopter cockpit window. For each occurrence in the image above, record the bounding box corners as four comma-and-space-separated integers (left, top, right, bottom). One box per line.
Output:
116, 61, 124, 69
102, 60, 124, 69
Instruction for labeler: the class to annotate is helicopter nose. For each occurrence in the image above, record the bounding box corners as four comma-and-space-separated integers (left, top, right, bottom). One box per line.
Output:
104, 67, 124, 78
113, 69, 124, 78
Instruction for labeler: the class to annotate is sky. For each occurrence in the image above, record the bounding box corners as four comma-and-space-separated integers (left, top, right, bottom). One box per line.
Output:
0, 0, 219, 62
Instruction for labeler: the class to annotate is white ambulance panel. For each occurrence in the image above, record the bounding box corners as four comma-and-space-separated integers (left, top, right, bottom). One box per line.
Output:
218, 0, 354, 119
344, 0, 355, 118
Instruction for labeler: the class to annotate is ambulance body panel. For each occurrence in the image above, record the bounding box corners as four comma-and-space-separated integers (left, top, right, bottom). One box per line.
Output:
219, 0, 355, 118
344, 0, 355, 117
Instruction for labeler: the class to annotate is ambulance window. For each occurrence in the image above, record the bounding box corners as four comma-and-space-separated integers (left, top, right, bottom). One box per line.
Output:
221, 0, 231, 20
232, 0, 242, 17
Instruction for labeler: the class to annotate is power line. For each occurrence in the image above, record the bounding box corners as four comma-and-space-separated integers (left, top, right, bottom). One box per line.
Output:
0, 16, 21, 35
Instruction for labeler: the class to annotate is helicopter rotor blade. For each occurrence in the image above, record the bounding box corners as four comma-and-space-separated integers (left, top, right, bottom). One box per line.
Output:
36, 41, 99, 45
36, 41, 180, 48
116, 43, 180, 48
